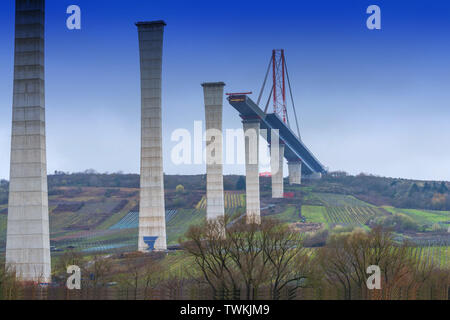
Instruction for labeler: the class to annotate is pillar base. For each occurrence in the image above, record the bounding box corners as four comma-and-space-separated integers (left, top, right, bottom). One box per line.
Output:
288, 160, 302, 185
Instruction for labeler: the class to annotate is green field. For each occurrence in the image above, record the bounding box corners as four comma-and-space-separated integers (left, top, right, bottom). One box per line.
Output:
167, 209, 206, 245
384, 207, 449, 230
324, 206, 382, 226
304, 192, 372, 207
271, 206, 299, 223
299, 205, 382, 228
1, 185, 449, 257
197, 192, 245, 209
301, 205, 327, 224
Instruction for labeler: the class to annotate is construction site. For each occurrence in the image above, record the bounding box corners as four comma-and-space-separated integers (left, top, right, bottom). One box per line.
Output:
3, 0, 326, 283
0, 0, 448, 302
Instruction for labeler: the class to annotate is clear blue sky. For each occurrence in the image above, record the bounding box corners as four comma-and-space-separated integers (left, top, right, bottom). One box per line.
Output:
0, 0, 449, 181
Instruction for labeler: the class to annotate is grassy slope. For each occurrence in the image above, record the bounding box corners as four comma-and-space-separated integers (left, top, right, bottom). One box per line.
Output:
304, 192, 373, 207
167, 209, 206, 245
163, 251, 197, 275
1, 186, 448, 259
297, 192, 449, 232
384, 207, 449, 227
271, 206, 298, 223
298, 192, 377, 228
318, 193, 373, 207
302, 205, 327, 224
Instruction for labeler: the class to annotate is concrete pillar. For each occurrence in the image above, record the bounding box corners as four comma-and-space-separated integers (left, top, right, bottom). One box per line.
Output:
288, 160, 302, 185
202, 82, 225, 222
310, 172, 323, 180
243, 119, 261, 224
136, 21, 167, 252
271, 143, 285, 198
6, 0, 51, 283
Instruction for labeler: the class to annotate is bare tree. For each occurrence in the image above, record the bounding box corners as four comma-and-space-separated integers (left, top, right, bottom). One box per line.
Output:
182, 217, 313, 300
260, 220, 314, 300
141, 254, 164, 300
82, 254, 113, 299
318, 226, 435, 300
183, 217, 240, 299
0, 264, 20, 300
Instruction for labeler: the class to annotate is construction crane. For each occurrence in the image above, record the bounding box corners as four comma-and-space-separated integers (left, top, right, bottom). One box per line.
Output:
257, 49, 301, 140
227, 49, 326, 176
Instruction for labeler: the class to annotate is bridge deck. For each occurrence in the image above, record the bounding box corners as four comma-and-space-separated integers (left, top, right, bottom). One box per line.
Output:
227, 95, 326, 175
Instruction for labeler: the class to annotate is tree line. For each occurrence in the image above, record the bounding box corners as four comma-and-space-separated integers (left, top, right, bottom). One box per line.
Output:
1, 219, 448, 300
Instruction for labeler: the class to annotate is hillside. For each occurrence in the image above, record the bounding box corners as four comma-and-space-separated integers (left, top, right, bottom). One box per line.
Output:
0, 172, 448, 268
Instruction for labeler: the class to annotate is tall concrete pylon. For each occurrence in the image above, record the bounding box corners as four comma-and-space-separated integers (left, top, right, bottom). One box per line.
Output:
243, 119, 261, 224
202, 82, 225, 222
271, 142, 285, 198
288, 160, 302, 185
5, 0, 51, 283
136, 21, 167, 251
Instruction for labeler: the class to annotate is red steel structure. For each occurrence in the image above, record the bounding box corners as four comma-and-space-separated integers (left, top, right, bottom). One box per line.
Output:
256, 49, 302, 139
272, 49, 287, 123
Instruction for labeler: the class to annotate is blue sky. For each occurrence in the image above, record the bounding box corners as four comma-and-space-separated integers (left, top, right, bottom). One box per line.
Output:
0, 0, 449, 181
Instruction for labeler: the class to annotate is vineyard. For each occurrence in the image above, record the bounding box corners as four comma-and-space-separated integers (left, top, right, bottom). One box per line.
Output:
304, 192, 372, 207
50, 228, 138, 254
324, 206, 381, 226
1, 181, 448, 259
196, 192, 245, 209
48, 208, 207, 253
49, 199, 136, 232
166, 209, 206, 244
109, 210, 178, 230
408, 243, 450, 269
109, 211, 138, 230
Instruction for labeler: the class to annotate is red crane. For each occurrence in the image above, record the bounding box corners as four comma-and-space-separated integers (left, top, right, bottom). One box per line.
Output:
257, 50, 301, 139
271, 49, 287, 123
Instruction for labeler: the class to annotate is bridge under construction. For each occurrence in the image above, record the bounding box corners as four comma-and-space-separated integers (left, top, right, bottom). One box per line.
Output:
228, 94, 326, 176
222, 49, 326, 223
4, 1, 327, 283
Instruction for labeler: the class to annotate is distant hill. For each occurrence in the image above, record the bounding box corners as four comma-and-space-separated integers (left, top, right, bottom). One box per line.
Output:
0, 171, 449, 211
317, 172, 450, 211
0, 171, 448, 258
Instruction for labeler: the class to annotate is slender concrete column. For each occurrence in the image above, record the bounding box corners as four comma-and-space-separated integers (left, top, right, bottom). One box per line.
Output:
271, 143, 285, 198
6, 0, 51, 283
288, 160, 302, 185
243, 119, 261, 224
202, 82, 225, 222
136, 21, 167, 251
